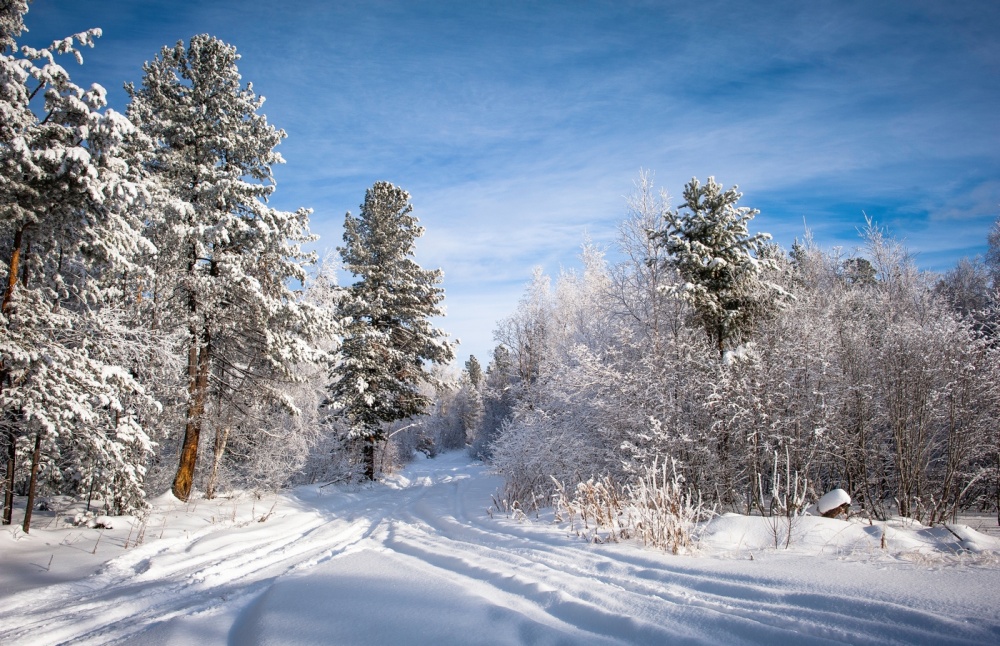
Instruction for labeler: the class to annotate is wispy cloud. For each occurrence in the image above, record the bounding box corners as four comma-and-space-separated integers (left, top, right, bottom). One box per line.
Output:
22, 0, 1000, 363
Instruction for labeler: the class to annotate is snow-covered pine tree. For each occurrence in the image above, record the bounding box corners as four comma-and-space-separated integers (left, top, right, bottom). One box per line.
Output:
465, 355, 483, 390
126, 34, 337, 501
1, 1, 157, 529
452, 362, 482, 447
331, 181, 455, 480
650, 177, 783, 359
456, 355, 484, 441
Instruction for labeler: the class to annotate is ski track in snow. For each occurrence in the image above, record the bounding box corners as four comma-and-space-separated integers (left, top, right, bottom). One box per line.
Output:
2, 452, 998, 645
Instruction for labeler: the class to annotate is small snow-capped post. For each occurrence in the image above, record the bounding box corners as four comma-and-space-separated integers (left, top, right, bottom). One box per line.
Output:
816, 488, 851, 518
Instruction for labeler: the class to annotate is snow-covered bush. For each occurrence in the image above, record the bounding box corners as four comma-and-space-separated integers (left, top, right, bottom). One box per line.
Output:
490, 416, 568, 504
71, 511, 114, 529
552, 459, 708, 554
626, 460, 708, 554
756, 450, 809, 549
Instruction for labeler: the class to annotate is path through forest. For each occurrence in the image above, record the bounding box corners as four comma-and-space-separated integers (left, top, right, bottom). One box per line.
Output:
2, 452, 998, 645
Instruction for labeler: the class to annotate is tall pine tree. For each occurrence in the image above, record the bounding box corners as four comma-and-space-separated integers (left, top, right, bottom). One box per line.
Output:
650, 177, 782, 358
126, 35, 335, 501
1, 2, 156, 529
331, 182, 454, 480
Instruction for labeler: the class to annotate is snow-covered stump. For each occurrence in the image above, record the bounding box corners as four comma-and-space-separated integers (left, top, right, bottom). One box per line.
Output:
816, 488, 851, 518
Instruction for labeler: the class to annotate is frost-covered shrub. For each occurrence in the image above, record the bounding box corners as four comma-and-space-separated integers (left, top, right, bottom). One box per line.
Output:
552, 460, 708, 554
297, 426, 366, 486
626, 460, 708, 554
553, 476, 628, 543
490, 410, 605, 505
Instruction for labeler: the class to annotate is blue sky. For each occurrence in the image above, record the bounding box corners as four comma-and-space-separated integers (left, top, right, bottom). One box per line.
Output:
20, 0, 1000, 365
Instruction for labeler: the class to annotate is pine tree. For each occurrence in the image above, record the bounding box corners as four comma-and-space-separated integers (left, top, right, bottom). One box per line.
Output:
650, 177, 782, 358
126, 34, 335, 501
1, 2, 156, 528
331, 181, 454, 480
455, 355, 484, 444
465, 355, 483, 389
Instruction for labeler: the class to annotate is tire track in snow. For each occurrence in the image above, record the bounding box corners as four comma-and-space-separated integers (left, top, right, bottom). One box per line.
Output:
0, 504, 382, 645
397, 523, 984, 646
372, 456, 999, 646
384, 482, 821, 644
3, 453, 999, 645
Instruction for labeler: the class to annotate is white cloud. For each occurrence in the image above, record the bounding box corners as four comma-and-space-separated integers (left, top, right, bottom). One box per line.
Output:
23, 0, 1000, 361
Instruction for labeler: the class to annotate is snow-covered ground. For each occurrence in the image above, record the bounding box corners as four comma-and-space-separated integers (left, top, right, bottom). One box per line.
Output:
2, 451, 998, 645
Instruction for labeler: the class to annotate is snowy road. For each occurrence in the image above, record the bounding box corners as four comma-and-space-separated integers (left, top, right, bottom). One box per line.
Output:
2, 452, 998, 645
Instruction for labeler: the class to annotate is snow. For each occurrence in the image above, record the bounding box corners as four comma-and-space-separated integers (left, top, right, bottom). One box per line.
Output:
816, 488, 851, 515
2, 452, 998, 645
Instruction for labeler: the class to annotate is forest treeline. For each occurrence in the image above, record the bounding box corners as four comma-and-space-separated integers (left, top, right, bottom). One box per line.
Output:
1, 5, 453, 532
3, 3, 998, 535
462, 173, 1000, 525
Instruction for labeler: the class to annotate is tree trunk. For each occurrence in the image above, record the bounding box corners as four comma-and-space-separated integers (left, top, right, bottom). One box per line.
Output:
363, 437, 376, 481
172, 329, 212, 502
22, 430, 41, 533
3, 226, 28, 524
205, 425, 231, 500
2, 225, 25, 315
0, 225, 31, 532
2, 427, 15, 525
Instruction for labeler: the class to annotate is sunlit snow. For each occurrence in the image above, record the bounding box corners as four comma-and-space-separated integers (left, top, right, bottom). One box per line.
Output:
1, 451, 998, 645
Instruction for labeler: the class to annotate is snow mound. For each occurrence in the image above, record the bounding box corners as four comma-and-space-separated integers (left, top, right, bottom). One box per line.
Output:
815, 488, 851, 514
698, 512, 1000, 559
